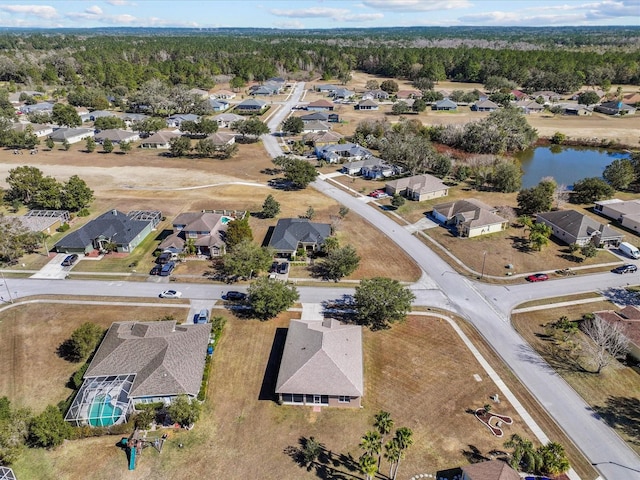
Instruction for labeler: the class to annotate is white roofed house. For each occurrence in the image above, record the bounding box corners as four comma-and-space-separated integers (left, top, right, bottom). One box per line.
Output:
166, 113, 200, 128
537, 209, 623, 247
94, 129, 140, 144
212, 112, 244, 128
49, 127, 95, 144
205, 132, 236, 149
275, 318, 363, 408
316, 143, 371, 163
209, 98, 230, 112
11, 122, 53, 137
595, 199, 640, 234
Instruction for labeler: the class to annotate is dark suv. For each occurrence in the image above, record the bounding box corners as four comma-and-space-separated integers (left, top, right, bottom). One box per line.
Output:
61, 254, 79, 267
159, 261, 175, 276
225, 291, 247, 301
157, 252, 172, 264
612, 264, 638, 274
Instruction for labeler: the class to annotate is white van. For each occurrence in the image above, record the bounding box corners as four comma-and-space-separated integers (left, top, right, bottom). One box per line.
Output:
619, 242, 640, 259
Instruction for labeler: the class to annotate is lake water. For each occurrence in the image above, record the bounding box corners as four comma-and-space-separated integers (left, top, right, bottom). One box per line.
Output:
517, 146, 631, 189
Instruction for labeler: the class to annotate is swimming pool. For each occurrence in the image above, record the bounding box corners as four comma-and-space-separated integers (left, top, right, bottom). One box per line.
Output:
221, 216, 233, 224
88, 394, 123, 427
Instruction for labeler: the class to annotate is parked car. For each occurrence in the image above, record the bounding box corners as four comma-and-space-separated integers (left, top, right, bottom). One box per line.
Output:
61, 254, 79, 267
159, 261, 175, 276
159, 290, 182, 299
157, 252, 172, 264
368, 189, 388, 198
195, 309, 209, 323
278, 262, 290, 275
612, 264, 638, 274
270, 261, 279, 273
526, 273, 549, 282
225, 291, 247, 301
149, 265, 161, 275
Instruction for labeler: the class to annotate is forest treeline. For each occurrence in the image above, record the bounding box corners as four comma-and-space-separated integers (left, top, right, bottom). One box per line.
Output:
0, 27, 638, 93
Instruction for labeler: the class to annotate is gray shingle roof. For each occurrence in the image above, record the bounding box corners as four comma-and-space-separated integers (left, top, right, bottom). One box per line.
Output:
461, 460, 520, 480
537, 209, 622, 241
386, 174, 448, 195
85, 321, 211, 398
268, 218, 331, 253
142, 130, 180, 145
276, 319, 363, 397
301, 112, 329, 122
236, 98, 266, 109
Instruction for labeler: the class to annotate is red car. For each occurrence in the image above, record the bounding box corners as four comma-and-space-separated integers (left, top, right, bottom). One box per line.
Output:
526, 273, 549, 282
369, 189, 389, 199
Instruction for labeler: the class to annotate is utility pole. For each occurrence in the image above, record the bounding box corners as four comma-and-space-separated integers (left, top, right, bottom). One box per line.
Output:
0, 271, 14, 303
480, 251, 487, 280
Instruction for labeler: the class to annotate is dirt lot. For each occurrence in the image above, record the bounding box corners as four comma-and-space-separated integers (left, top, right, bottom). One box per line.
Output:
8, 306, 541, 480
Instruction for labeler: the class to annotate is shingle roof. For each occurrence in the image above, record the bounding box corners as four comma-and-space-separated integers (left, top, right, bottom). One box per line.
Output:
206, 132, 235, 145
386, 174, 448, 195
434, 98, 458, 108
433, 198, 496, 219
94, 129, 139, 142
237, 98, 266, 109
595, 306, 640, 348
213, 113, 244, 122
50, 128, 94, 140
461, 460, 520, 480
307, 99, 334, 108
474, 99, 500, 109
357, 99, 378, 107
276, 319, 363, 397
303, 120, 331, 132
142, 130, 181, 145
301, 112, 329, 122
268, 218, 331, 253
85, 321, 211, 398
303, 130, 343, 144
54, 210, 153, 250
537, 210, 622, 241
173, 212, 225, 232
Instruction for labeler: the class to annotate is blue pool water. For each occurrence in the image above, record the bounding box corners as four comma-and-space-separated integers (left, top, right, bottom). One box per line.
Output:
221, 216, 233, 224
88, 394, 123, 427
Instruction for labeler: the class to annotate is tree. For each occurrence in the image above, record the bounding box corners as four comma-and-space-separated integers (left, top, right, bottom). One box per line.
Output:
195, 138, 216, 158
580, 314, 629, 374
5, 166, 45, 204
282, 116, 304, 135
603, 158, 635, 190
484, 75, 517, 93
550, 132, 566, 145
222, 240, 273, 279
538, 442, 570, 475
360, 430, 381, 458
261, 194, 280, 218
392, 101, 409, 115
225, 216, 253, 249
131, 117, 166, 136
51, 103, 81, 127
365, 80, 380, 90
61, 175, 94, 212
33, 177, 63, 209
232, 118, 269, 138
504, 434, 541, 473
45, 137, 55, 150
119, 140, 132, 155
283, 159, 318, 189
301, 436, 322, 469
412, 77, 434, 91
28, 405, 71, 448
230, 76, 246, 91
339, 206, 350, 218
577, 91, 601, 106
304, 205, 315, 219
517, 180, 555, 215
387, 427, 413, 480
391, 194, 405, 208
571, 177, 614, 204
354, 277, 415, 330
0, 397, 30, 465
491, 160, 522, 192
528, 223, 552, 251
384, 439, 401, 479
319, 244, 360, 281
102, 138, 114, 153
180, 119, 218, 137
247, 277, 299, 320
412, 98, 427, 113
0, 215, 41, 263
374, 411, 394, 469
169, 136, 191, 157
380, 80, 399, 93
85, 136, 96, 153
581, 243, 597, 258
167, 394, 201, 427
359, 453, 378, 480
66, 322, 105, 362
62, 139, 71, 151
94, 116, 126, 130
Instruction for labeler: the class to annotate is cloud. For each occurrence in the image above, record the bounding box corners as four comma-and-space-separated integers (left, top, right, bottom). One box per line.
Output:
270, 7, 382, 22
273, 20, 305, 29
85, 6, 103, 16
459, 11, 586, 25
106, 0, 132, 5
362, 0, 471, 11
344, 13, 384, 22
0, 4, 58, 19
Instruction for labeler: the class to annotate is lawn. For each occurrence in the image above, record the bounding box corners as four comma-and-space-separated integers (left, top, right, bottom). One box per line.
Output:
512, 302, 640, 454
7, 306, 546, 480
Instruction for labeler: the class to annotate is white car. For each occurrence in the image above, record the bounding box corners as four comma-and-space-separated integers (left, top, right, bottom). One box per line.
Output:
159, 290, 182, 299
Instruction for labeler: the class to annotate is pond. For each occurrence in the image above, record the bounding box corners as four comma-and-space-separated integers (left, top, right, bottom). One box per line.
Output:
516, 146, 631, 189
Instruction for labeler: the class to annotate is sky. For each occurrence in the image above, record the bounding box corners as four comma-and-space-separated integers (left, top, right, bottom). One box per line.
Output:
0, 0, 638, 29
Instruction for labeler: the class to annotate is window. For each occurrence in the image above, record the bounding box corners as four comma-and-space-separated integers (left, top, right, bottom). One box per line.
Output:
338, 396, 350, 403
188, 231, 197, 238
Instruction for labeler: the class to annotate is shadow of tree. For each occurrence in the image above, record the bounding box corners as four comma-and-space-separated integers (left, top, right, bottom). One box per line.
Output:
284, 437, 365, 480
56, 339, 81, 362
600, 287, 640, 306
592, 396, 640, 446
462, 444, 489, 463
508, 235, 531, 253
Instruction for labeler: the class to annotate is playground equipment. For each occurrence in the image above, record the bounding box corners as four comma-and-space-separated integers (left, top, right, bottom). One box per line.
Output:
119, 430, 167, 470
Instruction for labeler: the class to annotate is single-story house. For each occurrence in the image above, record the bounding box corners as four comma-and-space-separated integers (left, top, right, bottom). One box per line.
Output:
94, 129, 140, 144
593, 306, 640, 362
212, 89, 236, 100
594, 101, 636, 116
461, 460, 520, 480
316, 143, 371, 163
17, 209, 69, 234
571, 88, 605, 101
275, 318, 363, 408
622, 92, 640, 105
433, 98, 457, 111
65, 320, 211, 427
300, 111, 329, 123
385, 174, 449, 202
514, 100, 545, 114
341, 156, 387, 176
303, 130, 343, 147
355, 99, 379, 111
563, 105, 592, 116
159, 211, 230, 257
362, 162, 402, 179
531, 91, 561, 103
432, 198, 508, 238
140, 130, 181, 149
166, 113, 200, 128
536, 209, 623, 247
594, 199, 640, 233
82, 110, 121, 122
188, 88, 209, 98
331, 88, 355, 100
205, 132, 236, 148
209, 99, 230, 111
315, 84, 338, 93
306, 99, 335, 111
49, 127, 95, 144
472, 99, 500, 112
396, 90, 422, 100
18, 101, 55, 114
212, 112, 244, 128
250, 84, 280, 96
362, 89, 389, 100
268, 218, 331, 258
11, 122, 53, 137
54, 209, 161, 254
235, 98, 267, 113
511, 89, 529, 101
302, 120, 331, 133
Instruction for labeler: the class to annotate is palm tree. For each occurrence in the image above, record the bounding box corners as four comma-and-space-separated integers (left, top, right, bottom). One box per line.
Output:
374, 410, 394, 469
384, 439, 401, 479
359, 430, 381, 458
359, 453, 378, 480
504, 434, 540, 474
301, 436, 322, 470
392, 427, 414, 480
538, 442, 570, 475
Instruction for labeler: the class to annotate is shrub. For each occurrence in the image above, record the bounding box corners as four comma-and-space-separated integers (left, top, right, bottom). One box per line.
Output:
57, 223, 70, 232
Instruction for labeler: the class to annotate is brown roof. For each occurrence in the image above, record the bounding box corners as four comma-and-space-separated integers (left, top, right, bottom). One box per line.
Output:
85, 321, 211, 398
461, 460, 520, 480
595, 306, 640, 347
386, 174, 448, 196
308, 99, 334, 108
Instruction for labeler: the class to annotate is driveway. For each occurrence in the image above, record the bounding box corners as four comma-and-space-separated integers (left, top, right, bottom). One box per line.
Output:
30, 253, 74, 279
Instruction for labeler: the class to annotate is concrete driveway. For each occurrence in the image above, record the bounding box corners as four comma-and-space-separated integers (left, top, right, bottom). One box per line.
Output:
30, 253, 75, 279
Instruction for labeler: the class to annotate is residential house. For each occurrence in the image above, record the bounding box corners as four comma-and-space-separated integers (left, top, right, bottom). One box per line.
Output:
593, 306, 640, 361
594, 101, 636, 115
83, 110, 121, 122
18, 101, 55, 115
54, 209, 161, 254
472, 99, 500, 112
209, 99, 230, 112
268, 218, 331, 258
571, 88, 605, 101
17, 210, 70, 235
315, 84, 339, 94
433, 98, 457, 111
166, 113, 200, 128
396, 90, 422, 100
65, 320, 211, 427
316, 143, 371, 163
235, 98, 267, 113
331, 88, 355, 100
536, 209, 623, 247
531, 91, 561, 103
49, 127, 95, 144
212, 112, 244, 128
385, 174, 449, 202
514, 100, 545, 114
140, 130, 181, 149
9, 90, 43, 105
362, 162, 402, 179
303, 130, 343, 148
302, 120, 331, 133
159, 211, 230, 257
622, 92, 640, 105
275, 318, 363, 408
563, 105, 592, 116
461, 460, 520, 480
11, 122, 53, 137
212, 89, 236, 100
205, 132, 236, 149
362, 89, 389, 100
94, 129, 140, 144
511, 89, 529, 101
341, 156, 386, 176
354, 99, 379, 111
432, 199, 508, 238
595, 199, 640, 234
121, 112, 149, 126
187, 88, 209, 98
306, 99, 335, 111
300, 112, 329, 123
250, 84, 280, 96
